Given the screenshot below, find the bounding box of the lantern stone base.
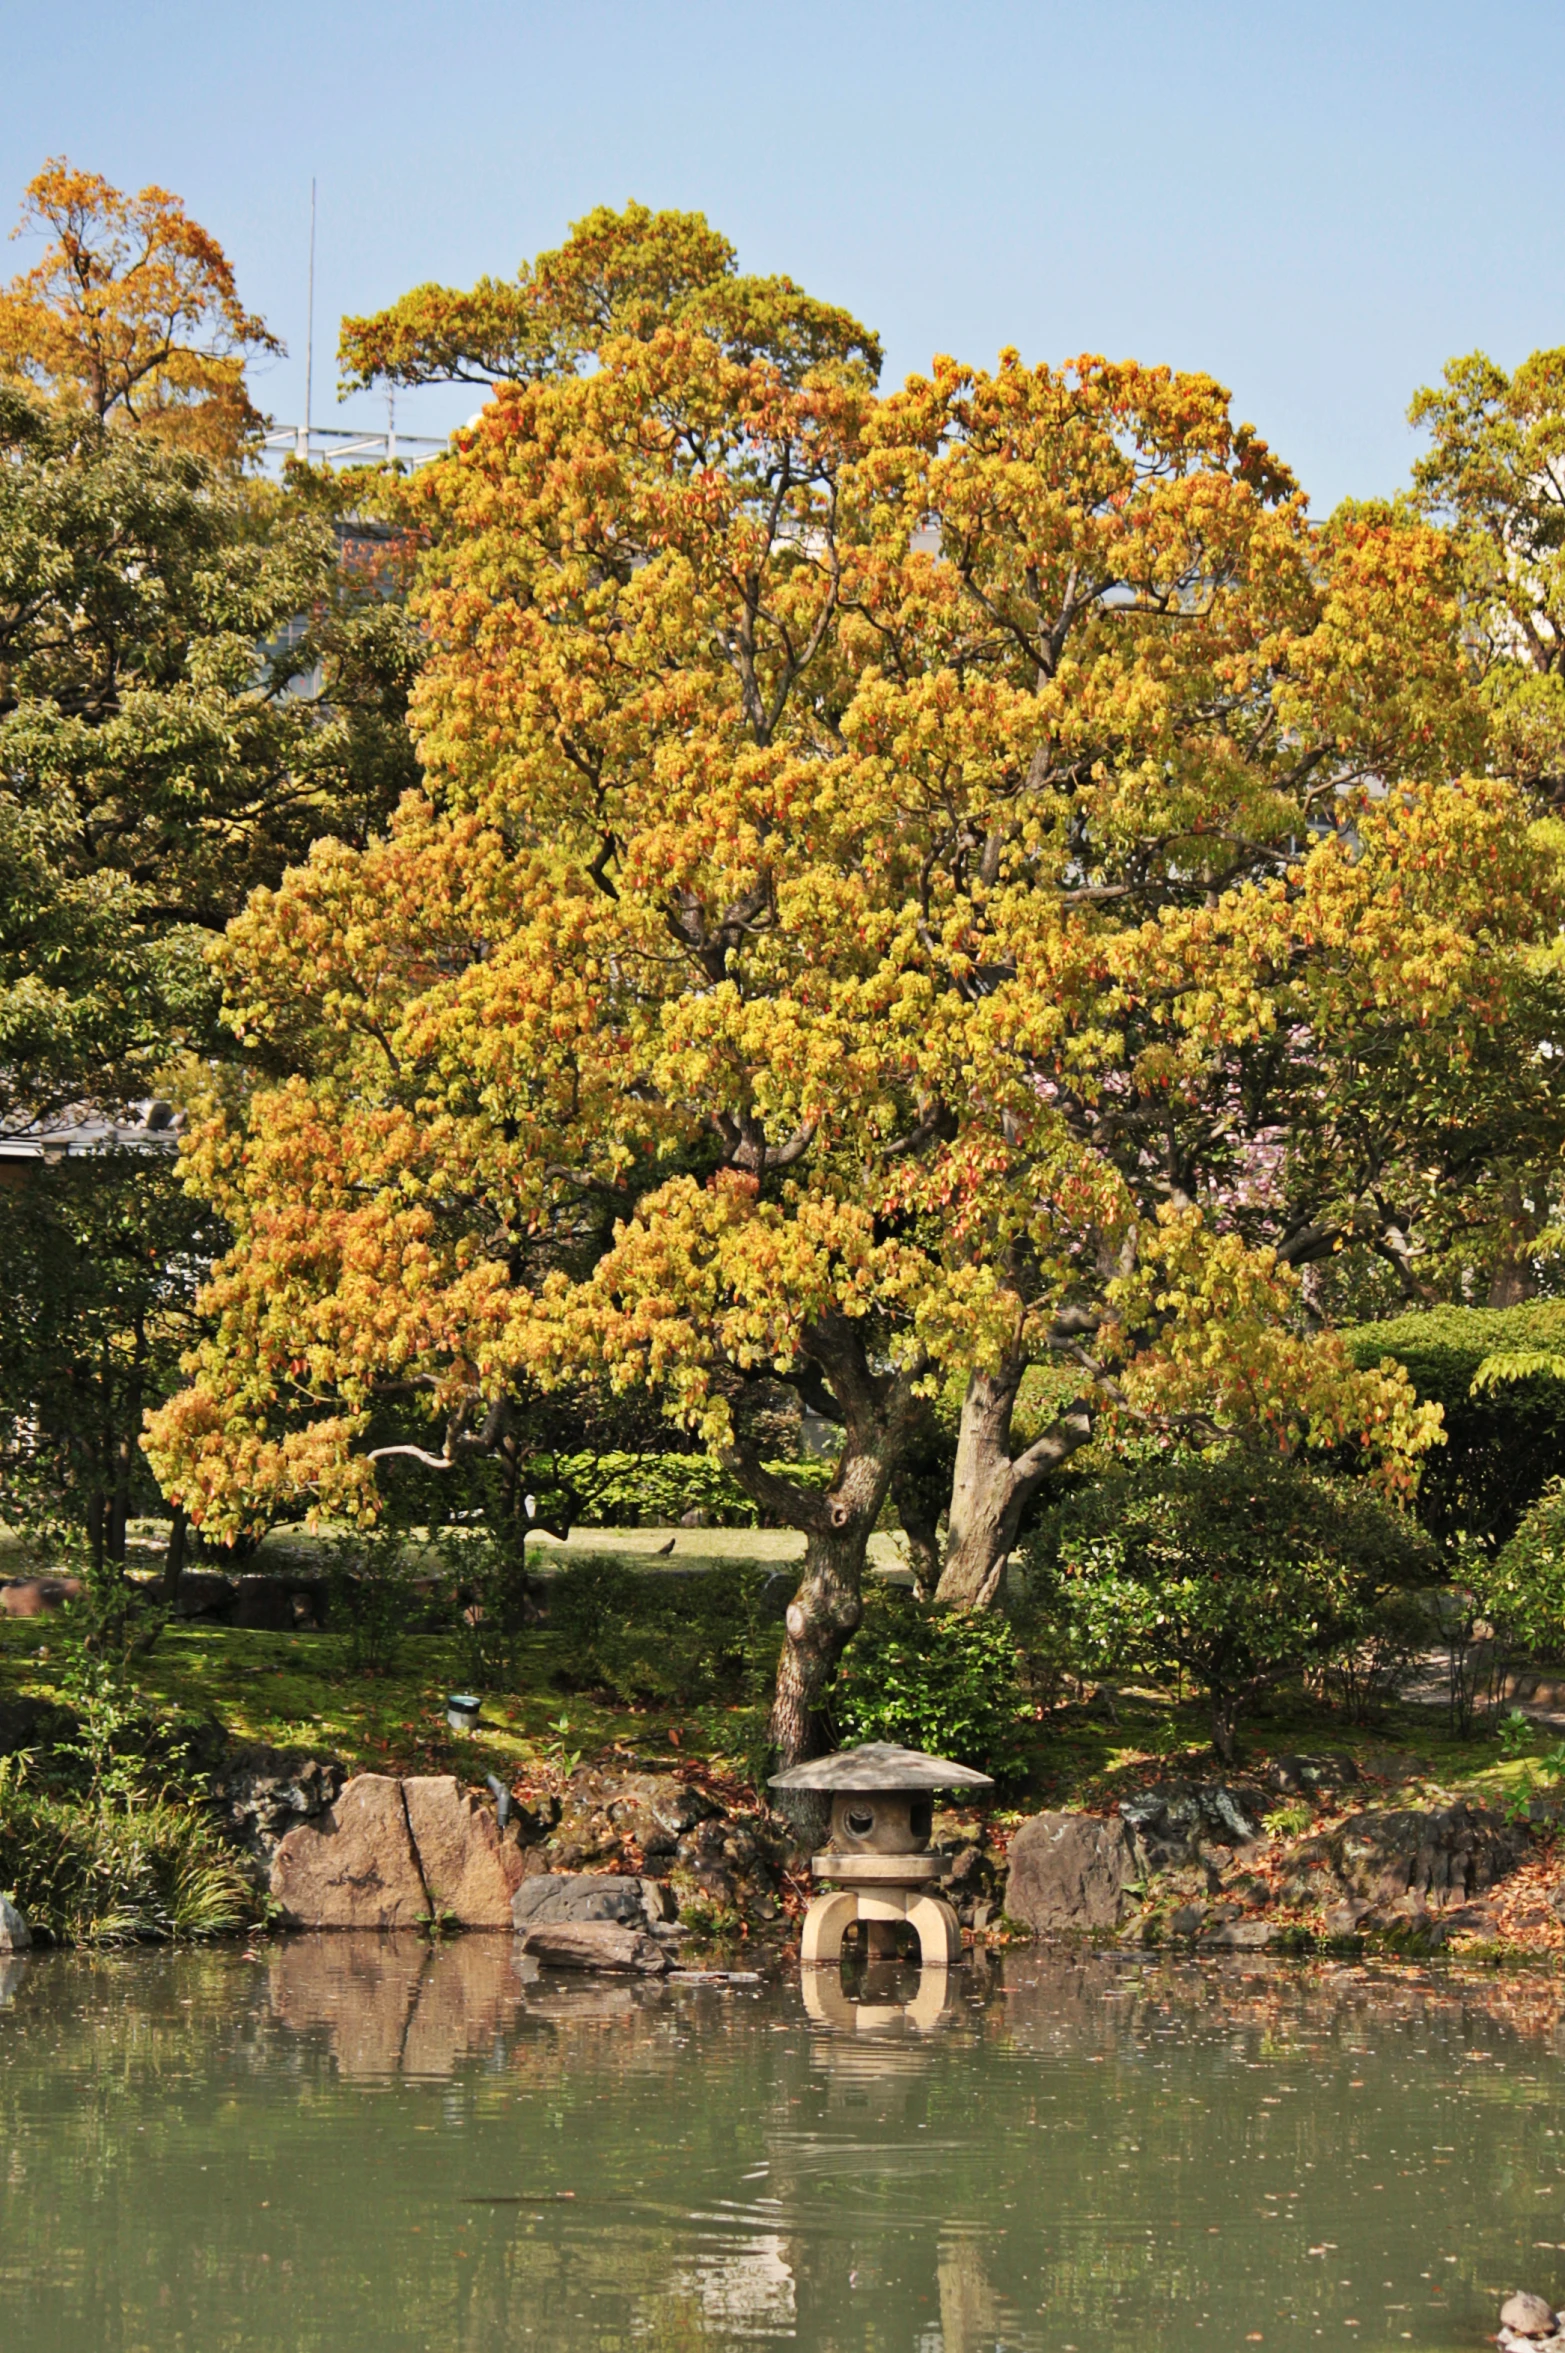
[800,1855,962,1972]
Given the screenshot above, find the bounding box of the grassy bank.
[0,1607,1557,1815]
[6,1557,1565,1957]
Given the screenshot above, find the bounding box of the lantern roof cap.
[769,1741,993,1792]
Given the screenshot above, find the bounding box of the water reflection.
[801,1956,959,2034]
[4,1939,1565,2349]
[269,1933,528,2079]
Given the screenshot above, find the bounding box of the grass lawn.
[0,1603,1553,1823]
[0,1615,779,1789]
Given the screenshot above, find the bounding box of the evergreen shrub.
[831,1589,1030,1778]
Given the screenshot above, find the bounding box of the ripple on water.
[0,1940,1555,2349]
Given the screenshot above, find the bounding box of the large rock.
[0,1694,75,1757]
[404,1776,530,1928]
[270,1774,428,1929]
[0,1894,30,1952]
[0,1576,81,1618]
[516,1920,669,1974]
[1332,1803,1522,1909]
[545,1765,716,1870]
[168,1571,237,1620]
[230,1576,298,1632]
[1117,1781,1267,1868]
[211,1747,344,1862]
[511,1872,670,1932]
[1006,1813,1138,1934]
[1264,1753,1358,1796]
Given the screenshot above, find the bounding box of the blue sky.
[5,0,1562,509]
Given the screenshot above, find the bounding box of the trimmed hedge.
[1346,1305,1565,1545]
[529,1450,834,1530]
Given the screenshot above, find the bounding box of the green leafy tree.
[0,1146,218,1573]
[0,392,421,1126]
[1488,1480,1565,1657]
[832,1588,1029,1776]
[1029,1449,1436,1760]
[1412,345,1565,808]
[0,167,423,1576]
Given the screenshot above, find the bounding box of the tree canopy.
[0,160,278,461]
[338,199,880,396]
[1412,345,1565,805]
[138,202,1565,1761]
[0,164,420,1578]
[0,389,422,1130]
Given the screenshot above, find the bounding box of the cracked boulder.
[404,1776,533,1928]
[270,1774,428,1930]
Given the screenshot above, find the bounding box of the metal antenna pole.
[299,178,316,465]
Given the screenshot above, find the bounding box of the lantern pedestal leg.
[857,1887,910,1962]
[799,1889,860,1968]
[904,1893,962,1969]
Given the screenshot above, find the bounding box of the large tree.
[0,164,422,1571]
[0,392,421,1133]
[144,209,1541,1762]
[0,160,278,461]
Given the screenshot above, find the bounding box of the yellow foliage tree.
[146,209,1565,1761]
[0,159,278,458]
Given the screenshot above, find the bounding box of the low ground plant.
[0,1648,257,1943]
[527,1452,834,1531]
[1029,1449,1436,1762]
[0,1759,255,1944]
[544,1557,781,1710]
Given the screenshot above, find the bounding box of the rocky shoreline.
[1004,1757,1545,1955]
[196,1741,1565,1966]
[7,1716,1565,1961]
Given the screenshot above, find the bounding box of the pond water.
[1,1939,1562,2352]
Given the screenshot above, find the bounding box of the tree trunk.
[891,1463,941,1601]
[108,1473,130,1564]
[934,1367,1094,1609]
[162,1503,187,1604]
[769,1519,874,1768]
[723,1319,923,1769]
[1209,1690,1237,1766]
[109,1316,148,1564]
[1489,1180,1541,1306]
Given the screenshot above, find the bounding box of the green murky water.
[1,1939,1563,2351]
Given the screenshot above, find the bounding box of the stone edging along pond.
[5,1724,1564,1961]
[206,1744,1565,1964]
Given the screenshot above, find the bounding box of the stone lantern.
[770,1741,993,1973]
